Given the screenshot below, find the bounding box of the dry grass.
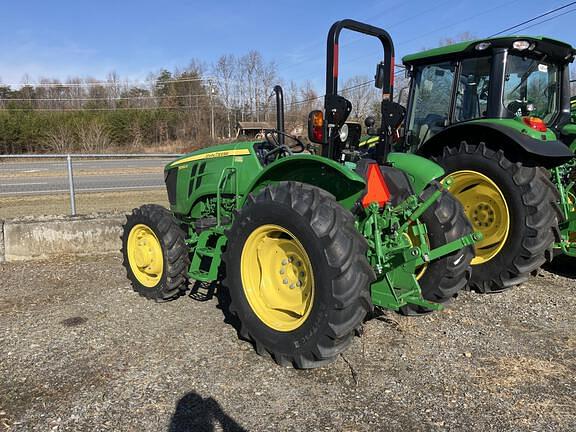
[0,189,168,219]
[0,167,162,179]
[134,140,200,154]
[374,310,421,335]
[472,355,571,388]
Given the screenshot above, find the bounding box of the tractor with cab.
[353,31,576,292]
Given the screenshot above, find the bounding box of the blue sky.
[0,0,574,90]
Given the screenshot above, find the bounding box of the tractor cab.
[401,36,576,151]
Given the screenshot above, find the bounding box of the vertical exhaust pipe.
[273,85,285,146]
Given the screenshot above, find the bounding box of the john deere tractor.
[355,33,575,291]
[122,20,478,368]
[393,36,576,292]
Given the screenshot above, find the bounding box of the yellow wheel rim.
[404,229,428,280]
[240,224,314,332]
[449,170,510,265]
[127,224,164,287]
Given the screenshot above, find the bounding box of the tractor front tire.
[122,204,190,301]
[223,181,374,369]
[430,142,559,292]
[401,186,474,315]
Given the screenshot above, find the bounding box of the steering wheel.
[507,100,526,116]
[262,130,306,163]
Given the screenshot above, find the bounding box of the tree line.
[0,51,325,154]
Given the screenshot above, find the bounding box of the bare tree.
[75,119,111,153]
[213,54,236,138]
[44,123,74,153]
[438,32,477,47]
[341,76,379,120]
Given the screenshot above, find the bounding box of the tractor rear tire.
[122,204,190,301]
[222,181,374,369]
[401,186,474,315]
[429,142,559,292]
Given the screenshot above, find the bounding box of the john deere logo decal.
[170,149,251,167]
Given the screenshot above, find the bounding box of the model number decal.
[170,149,251,167]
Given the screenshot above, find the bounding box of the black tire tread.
[222,181,374,368]
[431,141,559,293]
[122,204,190,301]
[401,187,474,315]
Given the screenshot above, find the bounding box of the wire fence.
[0,153,180,218]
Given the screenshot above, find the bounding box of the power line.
[509,7,576,33]
[287,0,521,84]
[0,76,216,89]
[488,1,576,37]
[0,93,211,102]
[276,0,454,75]
[1,105,206,112]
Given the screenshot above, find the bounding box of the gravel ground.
[1,254,574,432]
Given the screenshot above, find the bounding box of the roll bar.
[322,19,397,162]
[273,85,285,146]
[325,19,395,99]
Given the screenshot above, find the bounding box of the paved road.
[0,158,174,195]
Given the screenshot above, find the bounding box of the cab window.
[407,62,455,147]
[503,55,559,123]
[454,57,491,122]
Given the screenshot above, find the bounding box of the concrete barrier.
[0,220,4,262]
[1,214,125,262]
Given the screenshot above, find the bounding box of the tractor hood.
[165,142,256,170]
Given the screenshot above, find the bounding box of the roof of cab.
[402,35,575,65]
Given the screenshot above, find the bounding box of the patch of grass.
[0,167,162,179]
[472,355,570,388]
[0,189,168,219]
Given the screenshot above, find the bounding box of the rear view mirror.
[307,110,326,144]
[375,62,386,89]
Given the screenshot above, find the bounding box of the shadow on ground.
[168,392,247,432]
[189,280,243,336]
[543,254,576,279]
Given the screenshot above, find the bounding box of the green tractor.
[359,33,575,292]
[122,20,479,368]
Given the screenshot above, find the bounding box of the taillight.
[522,116,547,132]
[361,163,391,208]
[308,110,325,144]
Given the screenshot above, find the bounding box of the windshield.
[503,54,559,123]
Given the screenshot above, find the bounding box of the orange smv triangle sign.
[361,163,391,208]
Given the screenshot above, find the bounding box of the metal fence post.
[66,154,77,216]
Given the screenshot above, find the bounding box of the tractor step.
[195,246,216,258]
[188,229,228,282]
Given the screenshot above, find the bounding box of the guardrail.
[0,153,181,216]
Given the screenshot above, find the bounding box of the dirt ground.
[0,190,168,219]
[0,254,575,432]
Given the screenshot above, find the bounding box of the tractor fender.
[242,155,365,210]
[386,152,445,195]
[417,123,574,169]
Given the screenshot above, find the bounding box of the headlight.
[339,123,349,143]
[512,40,530,51]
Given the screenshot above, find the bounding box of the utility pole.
[209,80,215,140]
